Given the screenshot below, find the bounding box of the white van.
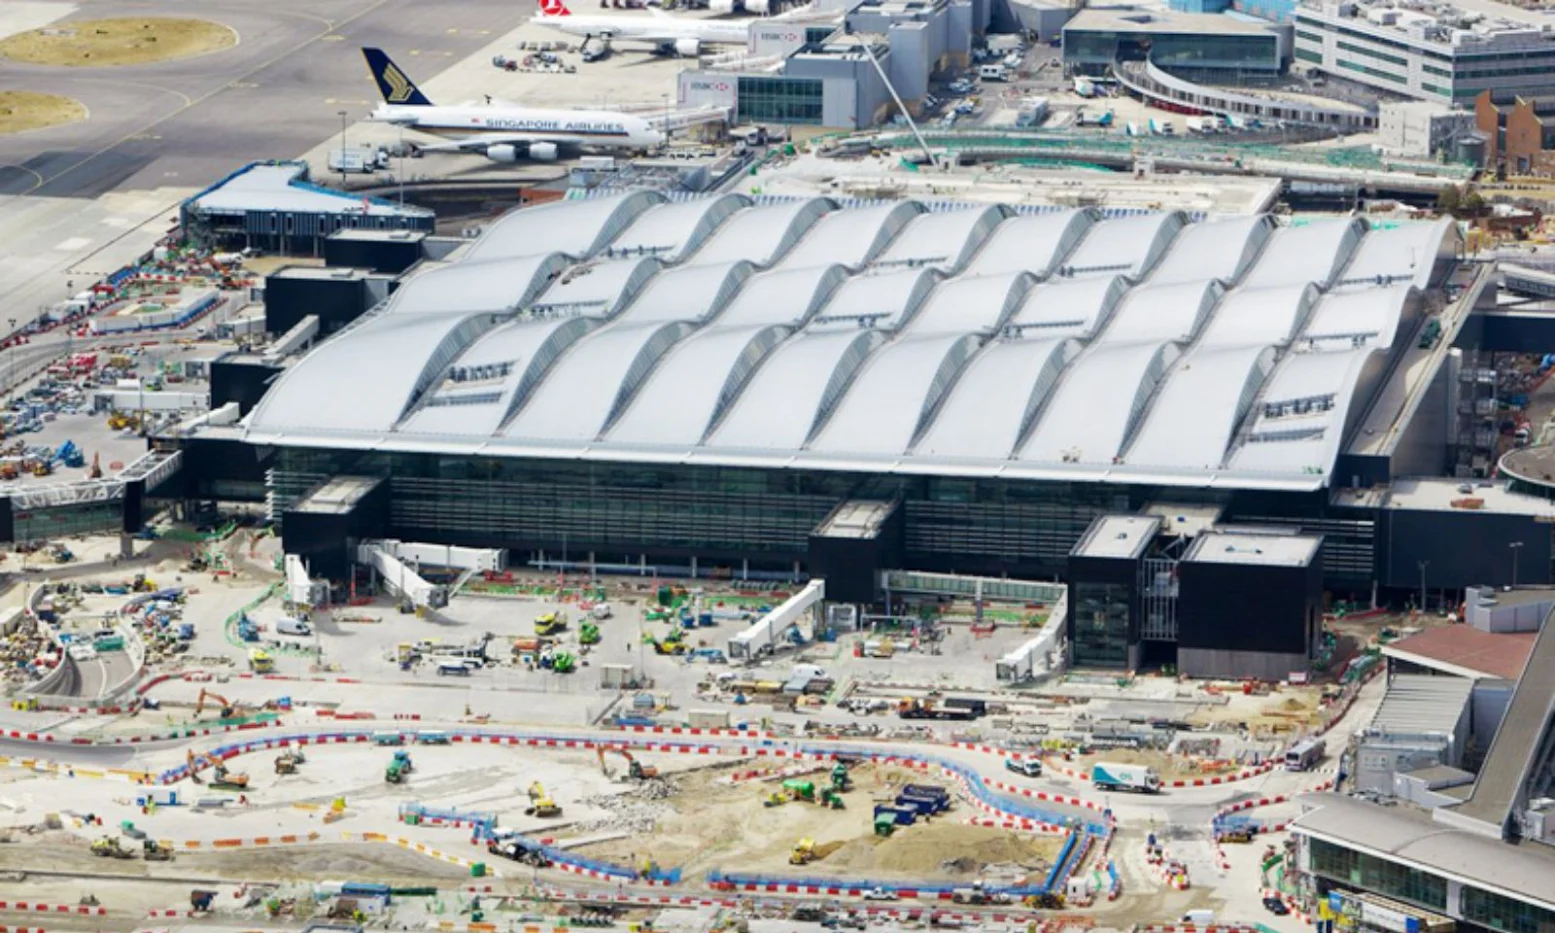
[979,64,1008,81]
[277,618,312,637]
[435,659,474,676]
[1180,910,1215,926]
[590,603,613,620]
[792,664,828,681]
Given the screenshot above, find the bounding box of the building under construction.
[158,189,1555,666]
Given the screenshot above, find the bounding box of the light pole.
[661,93,670,151]
[1509,541,1524,588]
[337,110,348,187]
[1418,560,1428,613]
[5,317,14,398]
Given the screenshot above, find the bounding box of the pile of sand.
[0,18,235,67]
[0,91,85,135]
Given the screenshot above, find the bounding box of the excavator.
[790,838,816,865]
[187,749,249,790]
[195,689,240,719]
[91,837,134,859]
[143,839,175,861]
[597,745,658,781]
[525,781,562,818]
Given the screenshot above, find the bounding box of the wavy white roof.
[963,209,1092,278]
[242,197,1461,492]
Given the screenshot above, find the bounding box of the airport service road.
[0,0,544,200]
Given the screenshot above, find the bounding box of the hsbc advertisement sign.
[749,25,806,55]
[679,73,737,108]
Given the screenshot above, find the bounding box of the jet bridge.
[996,591,1069,683]
[284,554,329,609]
[728,579,825,661]
[357,540,449,611]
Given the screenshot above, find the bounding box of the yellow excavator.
[525,781,561,817]
[790,838,816,865]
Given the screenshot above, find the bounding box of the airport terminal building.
[152,187,1555,675]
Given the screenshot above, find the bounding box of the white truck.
[1090,761,1161,793]
[327,146,391,175]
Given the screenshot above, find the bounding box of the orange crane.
[195,689,239,719]
[596,745,659,780]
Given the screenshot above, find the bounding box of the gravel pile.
[576,784,676,833]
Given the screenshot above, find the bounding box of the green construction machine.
[579,621,601,645]
[552,651,577,674]
[386,749,413,784]
[831,762,852,792]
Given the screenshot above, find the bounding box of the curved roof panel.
[1020,341,1180,464]
[1339,217,1459,290]
[687,198,833,267]
[1240,218,1361,289]
[876,206,1006,273]
[1062,212,1183,279]
[616,261,753,324]
[530,257,661,320]
[808,268,939,332]
[249,311,496,436]
[913,337,1077,460]
[909,272,1033,335]
[706,330,884,450]
[465,190,661,261]
[1301,284,1412,351]
[1198,284,1317,349]
[1004,276,1128,340]
[398,316,600,437]
[962,209,1093,278]
[387,254,567,316]
[719,265,847,328]
[1098,278,1222,346]
[502,320,694,443]
[1228,347,1379,474]
[808,334,982,456]
[1148,215,1273,286]
[1126,345,1277,470]
[606,324,789,446]
[776,201,921,270]
[604,193,747,262]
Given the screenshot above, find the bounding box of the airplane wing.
[411,133,562,153]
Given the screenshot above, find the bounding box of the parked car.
[1263,896,1290,916]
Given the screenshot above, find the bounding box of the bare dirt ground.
[0,91,86,135]
[570,763,1064,881]
[0,18,236,67]
[1185,691,1322,737]
[0,840,470,885]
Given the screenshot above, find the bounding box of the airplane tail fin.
[538,0,573,15]
[362,48,432,106]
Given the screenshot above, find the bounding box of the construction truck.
[782,779,815,802]
[551,650,577,674]
[789,838,816,865]
[650,629,689,655]
[275,750,305,775]
[597,746,658,781]
[143,839,175,861]
[385,749,414,784]
[535,612,568,636]
[91,837,134,859]
[248,649,275,673]
[831,762,852,791]
[579,621,601,645]
[525,781,562,818]
[896,697,978,721]
[819,788,845,809]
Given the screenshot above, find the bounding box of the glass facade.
[737,77,824,125]
[1072,581,1131,668]
[1308,839,1449,912]
[12,501,122,542]
[1064,29,1280,71]
[1460,884,1555,933]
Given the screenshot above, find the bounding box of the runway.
[0,0,538,199]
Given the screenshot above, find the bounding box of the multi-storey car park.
[101,186,1555,672]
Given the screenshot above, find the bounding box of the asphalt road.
[0,0,539,199]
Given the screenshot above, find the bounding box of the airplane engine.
[485,144,522,163]
[527,142,560,161]
[674,37,701,57]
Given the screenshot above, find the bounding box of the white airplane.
[532,0,753,57]
[362,47,663,161]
